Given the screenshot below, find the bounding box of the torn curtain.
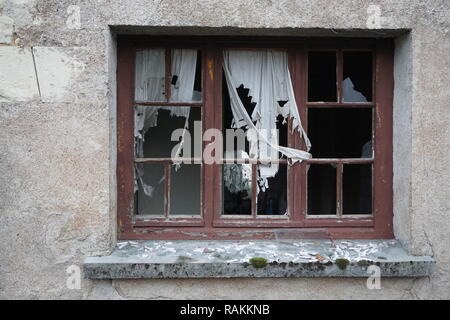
[223,50,311,189]
[134,49,198,196]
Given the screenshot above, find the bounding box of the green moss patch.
[249,257,268,268]
[335,258,350,270]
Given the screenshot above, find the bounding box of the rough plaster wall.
[393,34,413,248]
[0,0,449,299]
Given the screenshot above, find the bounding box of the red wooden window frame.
[117,36,394,240]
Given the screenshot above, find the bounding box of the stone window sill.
[83,240,434,279]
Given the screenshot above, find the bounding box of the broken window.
[117,38,393,239]
[307,50,375,217]
[343,51,373,102]
[308,108,372,158]
[133,48,202,218]
[308,51,337,102]
[221,49,309,217]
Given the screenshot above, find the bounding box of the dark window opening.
[308,51,337,102]
[307,164,337,215]
[343,164,372,214]
[308,108,372,158]
[192,50,202,100]
[343,51,372,102]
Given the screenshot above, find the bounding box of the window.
[117,37,393,240]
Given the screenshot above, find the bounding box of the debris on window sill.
[83,240,435,279]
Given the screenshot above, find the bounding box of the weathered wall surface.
[0,0,449,299]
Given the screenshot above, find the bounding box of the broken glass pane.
[308,108,372,158]
[170,49,202,102]
[257,164,287,215]
[222,74,288,158]
[136,163,165,215]
[135,106,201,159]
[170,164,201,215]
[135,49,165,101]
[222,163,252,215]
[343,51,373,102]
[308,51,337,102]
[308,164,336,215]
[343,164,372,214]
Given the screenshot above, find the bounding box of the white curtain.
[134,49,198,196]
[135,49,165,102]
[223,50,311,189]
[171,49,198,102]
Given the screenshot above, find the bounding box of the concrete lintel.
[110,26,410,38]
[84,240,434,279]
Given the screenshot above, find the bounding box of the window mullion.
[164,48,171,102]
[251,163,257,218]
[336,162,343,217]
[336,49,343,103]
[163,162,171,218]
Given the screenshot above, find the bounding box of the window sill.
[83,240,434,279]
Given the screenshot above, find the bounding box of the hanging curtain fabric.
[134,49,198,196]
[223,50,311,189]
[171,49,198,102]
[135,49,165,102]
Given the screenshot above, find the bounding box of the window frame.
[117,36,394,240]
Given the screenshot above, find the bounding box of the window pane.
[222,163,252,215]
[135,163,165,215]
[135,106,201,158]
[170,49,202,102]
[308,164,336,215]
[257,164,287,215]
[343,164,372,214]
[343,52,373,102]
[308,51,337,102]
[308,108,372,158]
[135,49,165,101]
[170,164,201,215]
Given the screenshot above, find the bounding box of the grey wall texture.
[0,0,449,299]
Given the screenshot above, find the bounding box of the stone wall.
[0,0,449,299]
